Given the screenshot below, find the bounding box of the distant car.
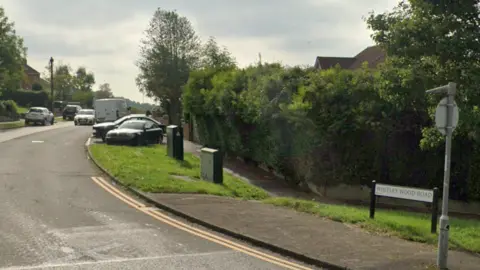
[92,114,165,142]
[25,107,54,126]
[105,119,164,146]
[74,109,95,126]
[63,105,82,120]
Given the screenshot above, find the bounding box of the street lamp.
[49,57,54,112]
[426,82,459,270]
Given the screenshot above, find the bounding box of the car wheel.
[43,119,48,126]
[74,121,78,126]
[25,121,29,126]
[101,134,106,142]
[51,118,54,125]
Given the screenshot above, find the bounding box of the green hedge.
[1,89,49,108]
[182,62,480,202]
[0,100,19,118]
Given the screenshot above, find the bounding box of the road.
[0,125,314,270]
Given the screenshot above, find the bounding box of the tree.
[75,67,95,92]
[50,64,75,101]
[200,37,236,70]
[0,6,27,93]
[94,83,114,99]
[136,8,201,125]
[31,82,42,91]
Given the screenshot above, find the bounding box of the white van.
[93,98,128,123]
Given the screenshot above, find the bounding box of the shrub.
[1,89,49,107]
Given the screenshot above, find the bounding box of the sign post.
[426,82,458,270]
[369,181,439,233]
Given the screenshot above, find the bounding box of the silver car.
[25,107,55,126]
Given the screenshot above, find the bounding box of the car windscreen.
[64,106,77,112]
[114,116,131,125]
[78,110,94,115]
[118,121,145,130]
[28,108,43,113]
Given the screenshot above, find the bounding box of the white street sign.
[435,97,459,136]
[375,184,434,203]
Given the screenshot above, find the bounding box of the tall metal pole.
[49,57,54,112]
[437,82,456,269]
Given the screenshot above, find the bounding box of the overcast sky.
[2,0,399,103]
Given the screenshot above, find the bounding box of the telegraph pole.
[49,57,54,112]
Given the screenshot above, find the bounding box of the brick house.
[22,64,41,90]
[314,45,386,70]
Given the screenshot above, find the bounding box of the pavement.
[0,125,316,270]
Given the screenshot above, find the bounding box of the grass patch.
[0,120,24,130]
[264,197,480,253]
[17,106,28,114]
[89,144,270,200]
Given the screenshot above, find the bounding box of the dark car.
[92,114,165,142]
[63,105,82,120]
[105,120,163,146]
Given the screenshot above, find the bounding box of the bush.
[183,62,480,202]
[1,89,49,107]
[0,100,19,118]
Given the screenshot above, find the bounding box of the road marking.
[91,176,312,270]
[85,137,91,146]
[31,141,44,143]
[1,250,237,270]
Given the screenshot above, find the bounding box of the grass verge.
[89,144,270,200]
[264,197,480,253]
[0,120,24,130]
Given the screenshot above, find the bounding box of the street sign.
[370,181,439,234]
[435,97,459,135]
[375,183,434,203]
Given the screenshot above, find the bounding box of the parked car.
[63,105,82,120]
[92,114,165,142]
[25,107,55,126]
[74,109,95,126]
[105,119,164,146]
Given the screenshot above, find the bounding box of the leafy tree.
[0,6,27,93]
[136,8,201,125]
[31,82,42,91]
[94,83,114,99]
[50,64,75,101]
[75,67,95,92]
[200,37,236,70]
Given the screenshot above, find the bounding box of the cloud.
[1,0,400,102]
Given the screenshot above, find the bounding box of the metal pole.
[437,82,456,269]
[49,57,54,112]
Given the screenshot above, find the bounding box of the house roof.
[349,46,386,69]
[24,64,40,75]
[314,57,355,69]
[314,45,386,70]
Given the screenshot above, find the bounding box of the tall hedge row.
[1,89,50,108]
[183,61,480,202]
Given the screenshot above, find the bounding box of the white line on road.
[1,250,237,270]
[31,141,44,143]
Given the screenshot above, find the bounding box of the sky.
[1,0,400,103]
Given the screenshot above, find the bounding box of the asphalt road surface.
[0,125,315,270]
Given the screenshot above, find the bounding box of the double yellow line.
[91,176,313,270]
